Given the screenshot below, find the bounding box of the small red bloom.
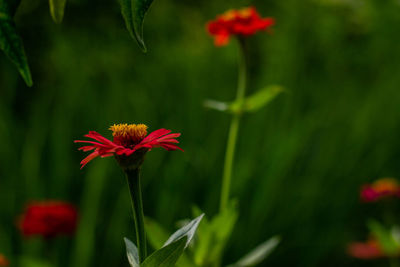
[207,6,275,46]
[19,201,78,239]
[347,239,383,259]
[361,178,400,202]
[75,123,183,169]
[0,254,9,267]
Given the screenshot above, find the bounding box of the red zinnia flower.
[347,239,384,259]
[361,178,400,202]
[19,201,78,239]
[0,254,9,267]
[207,6,275,46]
[75,123,183,169]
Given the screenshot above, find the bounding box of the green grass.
[1,0,400,266]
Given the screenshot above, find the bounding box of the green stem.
[219,38,248,212]
[125,168,147,262]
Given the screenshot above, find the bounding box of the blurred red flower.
[207,6,275,46]
[347,239,383,259]
[19,201,78,239]
[0,254,9,267]
[361,178,400,202]
[75,123,183,169]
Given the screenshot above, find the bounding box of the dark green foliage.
[0,0,32,86]
[119,0,154,52]
[49,0,67,23]
[141,237,186,267]
[1,0,400,267]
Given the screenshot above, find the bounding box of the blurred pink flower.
[347,239,383,259]
[361,178,400,202]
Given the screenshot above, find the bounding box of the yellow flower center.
[238,8,252,18]
[221,7,252,20]
[109,123,148,147]
[221,10,236,20]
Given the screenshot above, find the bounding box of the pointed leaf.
[124,237,140,267]
[142,237,187,267]
[204,99,230,112]
[163,214,204,249]
[191,212,212,266]
[193,202,238,265]
[368,220,399,256]
[204,86,283,114]
[145,216,199,267]
[391,226,400,245]
[0,0,32,86]
[49,0,67,23]
[228,236,280,267]
[118,0,154,52]
[240,85,283,112]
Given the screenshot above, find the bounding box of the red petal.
[156,133,181,141]
[84,131,116,146]
[75,140,109,148]
[100,153,114,158]
[142,129,172,143]
[80,150,100,169]
[215,33,230,46]
[78,145,97,152]
[160,143,184,151]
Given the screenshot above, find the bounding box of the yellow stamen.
[221,10,237,20]
[238,7,252,18]
[109,123,148,143]
[221,7,252,20]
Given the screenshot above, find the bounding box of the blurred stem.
[220,38,247,212]
[44,239,55,264]
[125,168,147,262]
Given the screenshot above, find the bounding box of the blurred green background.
[1,0,400,266]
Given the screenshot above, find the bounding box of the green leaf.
[204,86,283,114]
[124,237,140,267]
[0,0,33,86]
[368,220,399,256]
[142,237,187,267]
[164,214,204,248]
[194,202,238,265]
[239,85,284,113]
[228,236,280,267]
[204,99,230,112]
[145,215,203,267]
[145,217,196,267]
[391,226,400,245]
[48,0,67,23]
[118,0,154,52]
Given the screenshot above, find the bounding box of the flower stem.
[220,38,247,212]
[125,168,147,262]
